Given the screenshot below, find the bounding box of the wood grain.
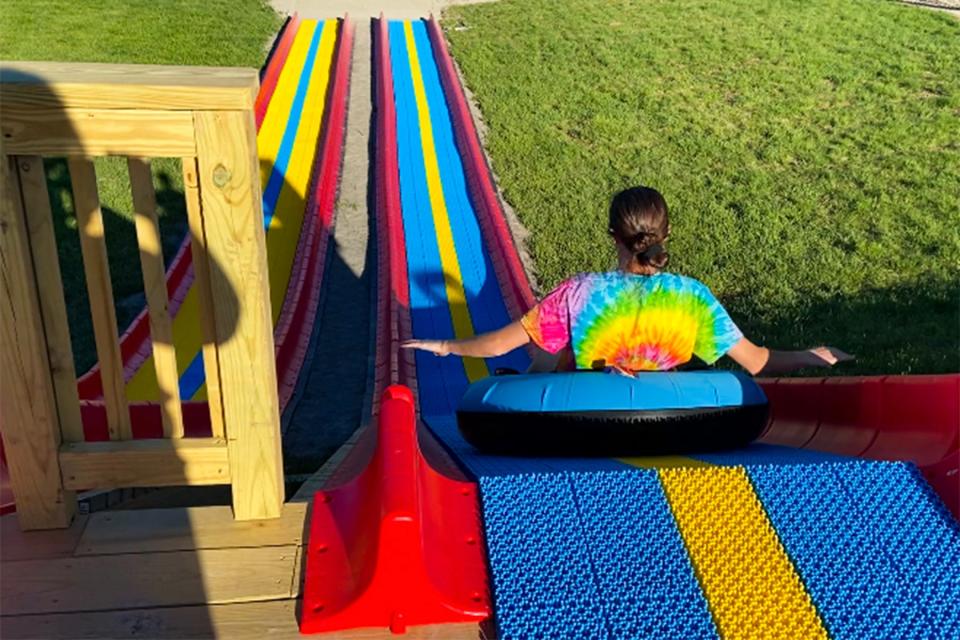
[1,61,259,111]
[75,502,307,555]
[194,110,283,520]
[0,544,299,615]
[182,155,225,438]
[1,106,196,157]
[59,438,230,490]
[16,155,84,443]
[67,157,131,440]
[0,155,76,530]
[0,513,88,561]
[0,600,484,640]
[128,157,184,438]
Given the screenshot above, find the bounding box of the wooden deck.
[0,503,484,639]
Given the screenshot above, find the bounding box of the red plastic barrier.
[760,374,960,518]
[300,386,490,634]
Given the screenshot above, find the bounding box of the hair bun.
[635,243,669,268]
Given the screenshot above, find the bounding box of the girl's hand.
[401,339,450,356]
[808,346,854,367]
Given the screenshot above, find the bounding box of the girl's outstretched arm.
[402,320,530,359]
[726,337,853,376]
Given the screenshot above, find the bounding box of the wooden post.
[182,156,226,439]
[16,155,84,444]
[193,110,284,520]
[0,155,76,530]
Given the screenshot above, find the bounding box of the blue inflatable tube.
[456,371,769,455]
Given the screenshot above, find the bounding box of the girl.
[403,186,852,376]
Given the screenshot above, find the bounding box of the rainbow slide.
[301,17,960,638]
[71,15,352,438]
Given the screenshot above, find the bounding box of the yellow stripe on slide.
[258,21,319,190]
[403,21,488,382]
[265,19,337,321]
[659,466,829,640]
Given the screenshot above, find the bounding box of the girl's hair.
[608,186,670,270]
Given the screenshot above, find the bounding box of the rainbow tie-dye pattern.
[521,272,742,371]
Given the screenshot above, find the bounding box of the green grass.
[443,0,960,375]
[2,0,282,373]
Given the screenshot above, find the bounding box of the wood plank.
[1,61,259,111]
[182,156,225,438]
[128,157,184,438]
[59,438,230,490]
[194,110,283,520]
[0,513,88,561]
[16,155,84,443]
[0,600,484,639]
[1,107,196,157]
[67,157,131,440]
[0,544,299,615]
[0,155,76,530]
[75,502,307,555]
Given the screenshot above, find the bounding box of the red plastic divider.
[299,19,491,633]
[760,374,960,518]
[426,16,535,320]
[300,385,490,634]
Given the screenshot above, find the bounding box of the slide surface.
[72,17,348,437]
[386,19,960,639]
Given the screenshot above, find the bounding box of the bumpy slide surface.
[378,18,960,639]
[72,16,351,438]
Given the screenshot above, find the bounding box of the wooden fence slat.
[0,155,76,530]
[1,107,196,157]
[67,157,130,440]
[1,62,260,111]
[182,156,225,438]
[59,438,230,489]
[128,157,184,438]
[17,155,84,443]
[194,110,283,520]
[0,545,299,616]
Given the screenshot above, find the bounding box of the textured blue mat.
[749,461,960,640]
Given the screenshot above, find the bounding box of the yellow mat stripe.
[659,466,829,640]
[403,21,487,382]
[125,20,334,401]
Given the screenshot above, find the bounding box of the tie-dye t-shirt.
[520,272,742,371]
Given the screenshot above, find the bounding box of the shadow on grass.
[43,158,189,374]
[728,278,959,376]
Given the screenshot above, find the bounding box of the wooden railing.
[0,61,284,529]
